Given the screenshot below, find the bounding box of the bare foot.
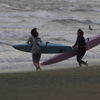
[36,67,42,71]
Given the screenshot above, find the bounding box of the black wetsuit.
[73,36,86,66]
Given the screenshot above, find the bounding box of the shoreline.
[0,63,100,74]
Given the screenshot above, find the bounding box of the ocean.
[0,0,100,72]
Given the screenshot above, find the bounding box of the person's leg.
[77,53,82,67]
[36,53,42,70]
[32,52,42,71]
[33,61,41,71]
[80,49,88,66]
[77,49,87,67]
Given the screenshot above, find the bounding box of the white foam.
[0,10,55,18]
[0,3,11,7]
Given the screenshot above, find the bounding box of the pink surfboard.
[41,34,100,65]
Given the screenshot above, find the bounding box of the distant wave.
[71,8,100,12]
[51,19,94,25]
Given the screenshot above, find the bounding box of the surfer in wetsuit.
[27,28,43,71]
[72,29,88,67]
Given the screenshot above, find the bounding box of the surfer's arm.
[39,38,43,43]
[27,40,29,44]
[73,37,79,48]
[26,39,30,44]
[26,37,31,44]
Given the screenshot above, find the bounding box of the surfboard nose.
[12,45,16,49]
[12,45,19,49]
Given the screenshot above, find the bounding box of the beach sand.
[0,65,100,100]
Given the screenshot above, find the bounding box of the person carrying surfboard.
[27,28,43,71]
[72,29,88,67]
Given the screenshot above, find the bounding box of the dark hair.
[77,29,84,36]
[30,28,38,38]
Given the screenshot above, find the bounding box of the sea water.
[0,0,100,72]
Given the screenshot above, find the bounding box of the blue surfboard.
[13,43,73,53]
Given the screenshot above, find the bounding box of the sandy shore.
[0,65,100,100]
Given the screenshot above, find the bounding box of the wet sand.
[0,65,100,100]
